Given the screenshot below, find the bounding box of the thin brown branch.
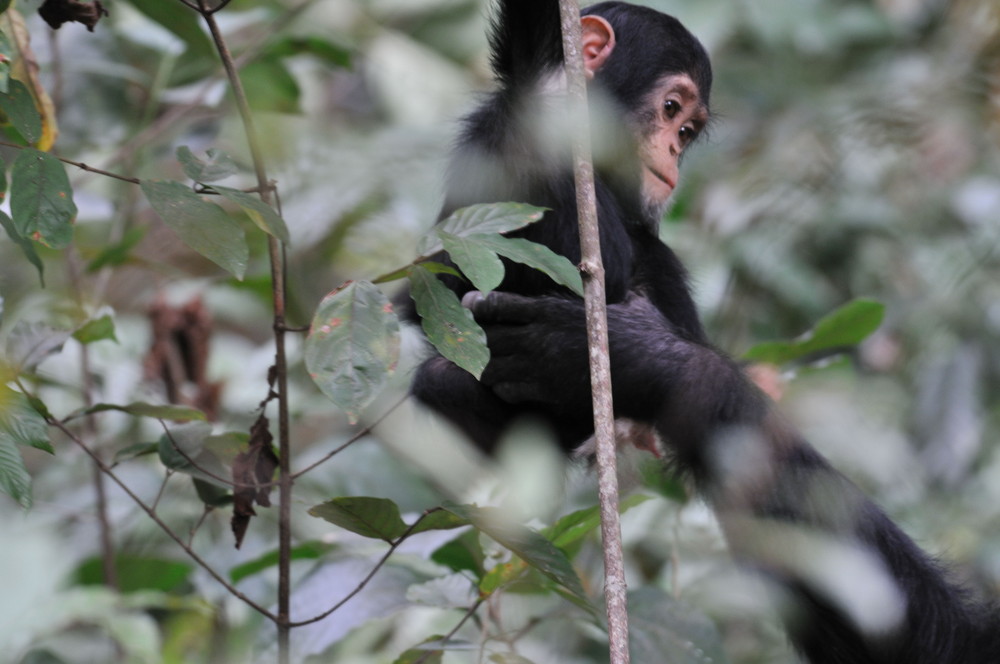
[0,140,141,184]
[291,396,407,480]
[194,2,294,658]
[49,417,277,622]
[557,2,630,663]
[290,509,444,627]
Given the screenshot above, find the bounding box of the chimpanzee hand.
[464,291,681,423]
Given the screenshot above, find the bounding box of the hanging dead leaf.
[231,414,278,548]
[38,0,108,32]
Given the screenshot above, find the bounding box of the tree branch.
[556,2,631,662]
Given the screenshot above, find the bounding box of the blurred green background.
[2,0,998,662]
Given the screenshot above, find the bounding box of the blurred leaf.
[140,179,248,279]
[544,493,650,553]
[113,442,157,463]
[394,639,444,664]
[409,265,489,378]
[419,203,546,255]
[304,281,400,424]
[82,402,206,421]
[265,35,351,66]
[10,148,77,249]
[229,541,332,583]
[86,226,146,272]
[472,234,584,296]
[74,555,193,593]
[439,231,505,293]
[176,146,238,183]
[128,0,213,57]
[213,185,290,244]
[240,57,300,113]
[5,321,70,371]
[0,209,44,286]
[0,79,39,143]
[0,30,11,94]
[410,508,469,535]
[490,654,537,664]
[0,434,29,507]
[72,315,117,345]
[443,503,590,608]
[743,298,885,365]
[309,496,409,542]
[192,477,231,507]
[0,8,57,150]
[629,587,730,664]
[431,529,485,578]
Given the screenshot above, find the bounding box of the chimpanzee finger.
[463,290,546,324]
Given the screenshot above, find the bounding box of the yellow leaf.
[0,5,57,150]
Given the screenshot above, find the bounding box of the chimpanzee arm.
[468,291,998,664]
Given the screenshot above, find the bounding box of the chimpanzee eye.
[679,125,698,146]
[663,99,681,119]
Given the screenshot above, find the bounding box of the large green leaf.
[443,503,590,608]
[140,179,248,279]
[0,209,43,286]
[544,493,650,552]
[438,231,505,293]
[212,185,290,244]
[472,234,584,296]
[228,541,332,583]
[409,265,489,378]
[80,402,206,422]
[418,203,546,255]
[240,57,300,113]
[309,496,409,542]
[72,315,117,345]
[74,555,193,593]
[10,148,77,249]
[0,79,41,144]
[304,281,400,424]
[0,388,51,508]
[743,298,885,365]
[0,433,30,506]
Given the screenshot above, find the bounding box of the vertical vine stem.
[556,2,631,663]
[194,1,294,660]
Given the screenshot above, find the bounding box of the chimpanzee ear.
[580,15,616,79]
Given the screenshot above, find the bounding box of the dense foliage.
[1,0,998,662]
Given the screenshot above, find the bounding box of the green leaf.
[544,493,650,552]
[394,639,444,664]
[472,234,584,296]
[266,35,351,66]
[72,315,117,345]
[0,31,10,96]
[438,231,505,293]
[176,146,237,183]
[156,423,229,487]
[431,529,485,578]
[113,442,157,463]
[74,555,193,593]
[443,503,590,608]
[229,541,332,583]
[212,185,290,244]
[0,388,52,453]
[0,79,41,144]
[82,402,206,421]
[0,209,44,286]
[128,0,214,58]
[419,203,546,255]
[304,281,401,424]
[140,179,248,279]
[192,477,232,507]
[308,496,408,542]
[410,509,469,535]
[409,265,489,378]
[0,1,10,15]
[490,654,538,664]
[0,434,30,507]
[10,148,77,249]
[240,57,300,113]
[743,298,885,365]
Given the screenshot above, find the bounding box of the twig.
[0,140,142,184]
[193,1,294,659]
[151,469,174,512]
[289,509,443,627]
[49,417,277,621]
[556,2,630,663]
